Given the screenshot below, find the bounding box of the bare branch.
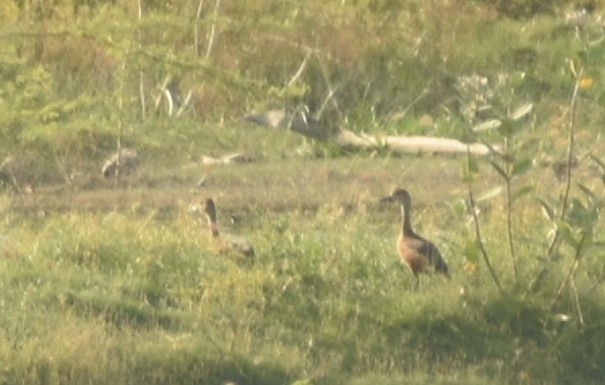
[205,0,221,59]
[194,0,204,56]
[466,148,503,293]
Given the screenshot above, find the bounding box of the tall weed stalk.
[529,66,584,294]
[459,73,533,291]
[463,147,502,292]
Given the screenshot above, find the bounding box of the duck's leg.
[414,274,421,290]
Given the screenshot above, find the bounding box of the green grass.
[1,0,605,384]
[1,146,604,384]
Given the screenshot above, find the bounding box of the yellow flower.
[579,77,593,89]
[463,261,478,272]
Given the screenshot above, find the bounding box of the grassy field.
[2,132,604,385]
[1,1,605,384]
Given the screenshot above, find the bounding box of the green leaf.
[568,198,599,229]
[496,119,515,137]
[472,119,501,132]
[589,154,605,171]
[511,158,532,176]
[449,199,467,217]
[538,198,556,221]
[291,379,313,385]
[576,182,597,204]
[556,220,579,249]
[477,186,503,202]
[489,160,509,180]
[511,185,533,203]
[509,102,533,121]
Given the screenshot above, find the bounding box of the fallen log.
[243,110,493,156]
[335,129,493,156]
[201,152,254,165]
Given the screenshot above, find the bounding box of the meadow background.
[1,0,605,384]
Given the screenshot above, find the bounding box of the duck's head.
[380,188,412,205]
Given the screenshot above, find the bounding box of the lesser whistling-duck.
[203,198,255,261]
[381,188,449,287]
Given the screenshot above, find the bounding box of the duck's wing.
[229,238,255,258]
[413,236,449,276]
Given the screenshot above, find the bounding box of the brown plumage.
[203,198,255,261]
[382,188,449,287]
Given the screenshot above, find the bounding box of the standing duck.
[381,188,449,287]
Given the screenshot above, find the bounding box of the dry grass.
[8,155,476,213]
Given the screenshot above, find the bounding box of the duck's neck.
[400,202,413,236]
[206,216,220,238]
